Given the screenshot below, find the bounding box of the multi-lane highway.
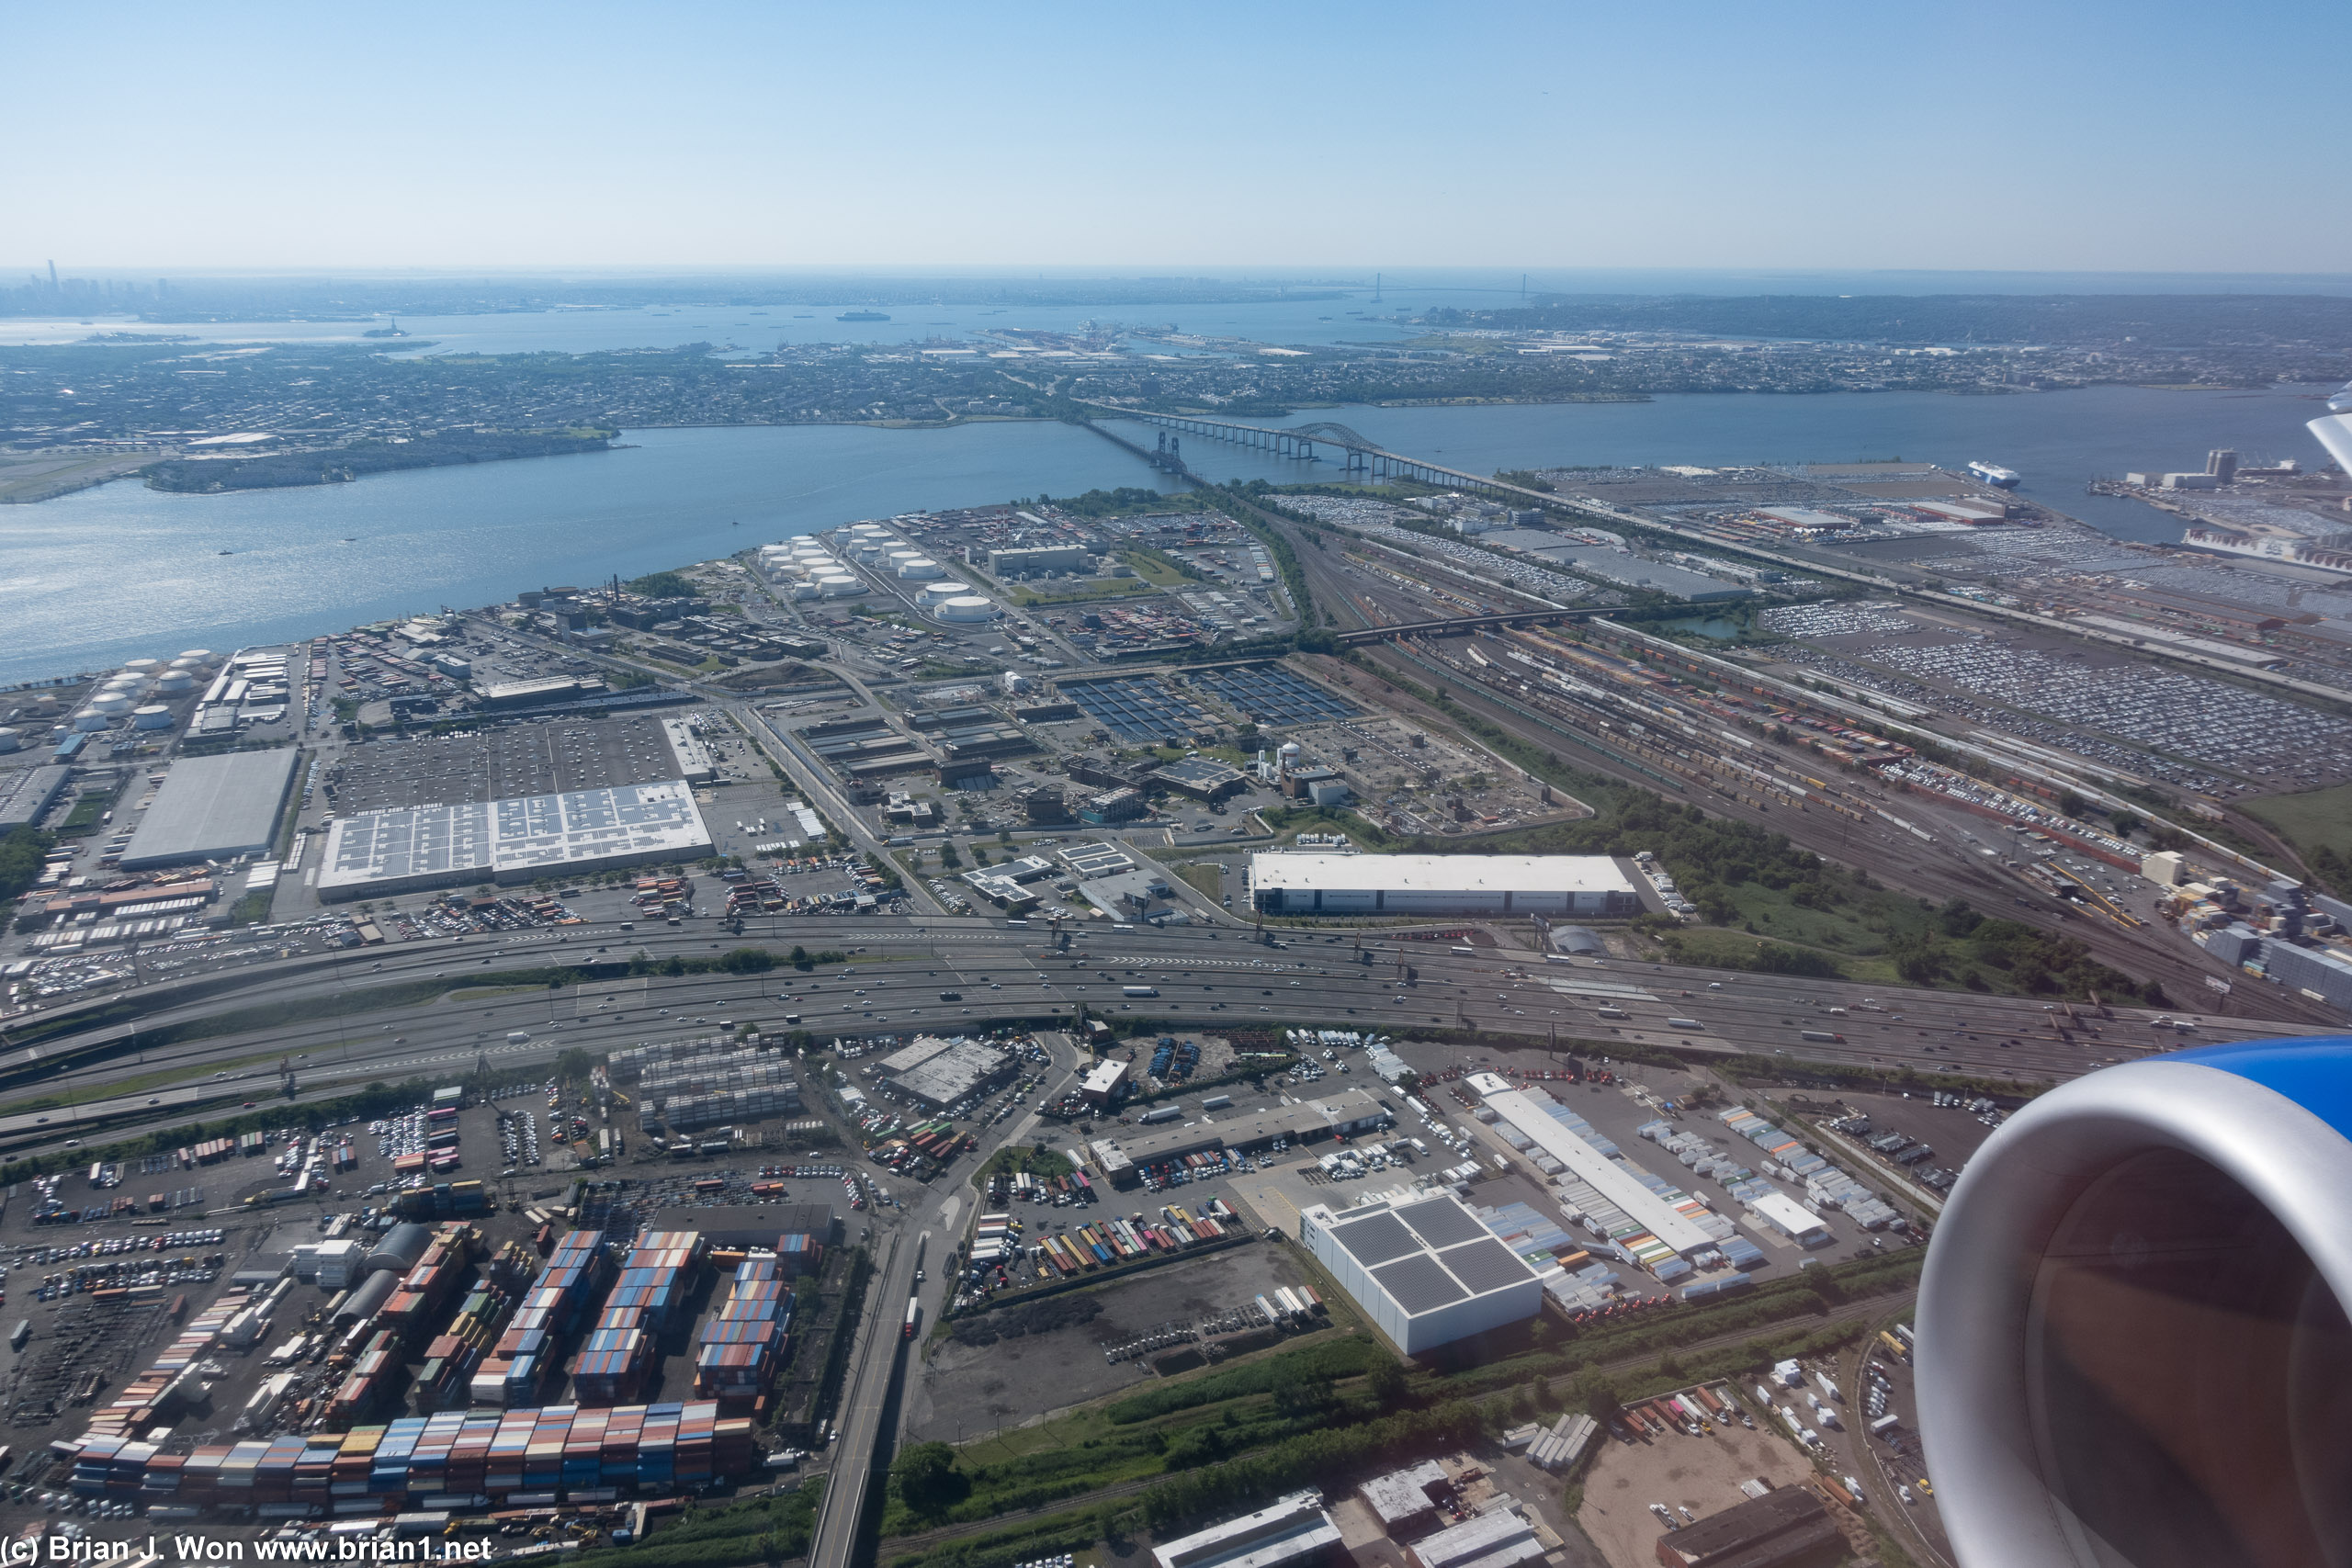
[0,913,2302,1160]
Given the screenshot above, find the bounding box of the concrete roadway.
[0,915,2308,1161]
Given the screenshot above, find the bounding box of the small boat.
[217,549,233,556]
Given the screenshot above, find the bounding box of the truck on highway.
[506,1031,530,1044]
[1667,1017,1702,1031]
[1596,1006,1628,1020]
[1122,986,1159,998]
[1800,1031,1846,1043]
[902,1296,921,1339]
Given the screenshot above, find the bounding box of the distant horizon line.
[11,263,2352,285]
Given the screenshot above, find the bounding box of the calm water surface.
[3,384,2335,685]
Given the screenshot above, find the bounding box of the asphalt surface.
[0,914,2300,1162]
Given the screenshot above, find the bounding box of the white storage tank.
[122,658,162,673]
[132,704,175,730]
[71,710,112,731]
[897,558,944,581]
[936,594,1001,624]
[786,582,820,602]
[177,649,213,663]
[87,693,134,716]
[916,581,963,607]
[103,674,144,694]
[0,727,19,753]
[819,576,867,599]
[888,548,922,568]
[155,671,198,695]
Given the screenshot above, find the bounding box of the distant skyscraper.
[2206,448,2238,483]
[46,260,57,290]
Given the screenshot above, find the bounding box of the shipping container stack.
[326,1329,404,1427]
[413,1274,528,1415]
[474,1230,608,1409]
[81,1289,250,1440]
[390,1179,493,1221]
[379,1224,481,1345]
[74,1400,758,1507]
[774,1226,826,1276]
[694,1257,793,1400]
[572,1231,706,1405]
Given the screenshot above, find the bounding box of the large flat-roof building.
[315,780,710,901]
[1473,1077,1718,1257]
[1249,853,1639,918]
[879,1037,1015,1111]
[1299,1192,1543,1354]
[1089,1088,1392,1186]
[1153,757,1249,801]
[120,750,300,869]
[1652,1487,1838,1568]
[1150,1492,1342,1568]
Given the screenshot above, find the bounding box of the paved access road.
[0,915,2302,1161]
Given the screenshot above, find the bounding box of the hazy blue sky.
[8,0,2343,273]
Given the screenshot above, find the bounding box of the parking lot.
[1577,1401,1819,1568]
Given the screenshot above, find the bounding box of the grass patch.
[1007,577,1167,608]
[2242,782,2352,860]
[1172,863,1224,901]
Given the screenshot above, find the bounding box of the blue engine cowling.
[1918,1037,2352,1568]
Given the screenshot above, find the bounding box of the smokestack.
[47,260,58,289]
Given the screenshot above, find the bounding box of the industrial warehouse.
[1247,852,1642,918]
[315,779,712,900]
[119,749,301,869]
[1298,1192,1544,1353]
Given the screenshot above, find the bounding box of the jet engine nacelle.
[1918,1038,2352,1568]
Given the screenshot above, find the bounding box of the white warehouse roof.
[317,780,710,900]
[1301,1191,1543,1353]
[1250,852,1634,897]
[1480,1086,1717,1255]
[120,750,300,869]
[1749,1190,1831,1245]
[1249,852,1640,919]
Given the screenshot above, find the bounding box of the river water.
[2,384,2335,687]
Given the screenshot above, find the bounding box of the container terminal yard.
[1,434,2350,1564]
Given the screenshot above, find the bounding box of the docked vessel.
[837,310,890,322]
[1967,460,2021,488]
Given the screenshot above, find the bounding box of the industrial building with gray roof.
[119,750,300,869]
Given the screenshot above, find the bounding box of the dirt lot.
[1576,1410,1817,1568]
[903,1239,1319,1442]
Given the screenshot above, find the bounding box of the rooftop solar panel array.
[1371,1252,1468,1314]
[1192,664,1362,725]
[1435,1237,1536,1296]
[1059,677,1209,742]
[1395,1197,1485,1249]
[1329,1211,1419,1267]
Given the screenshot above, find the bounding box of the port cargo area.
[0,1077,860,1546]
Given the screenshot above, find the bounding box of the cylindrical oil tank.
[819,576,866,599]
[123,658,161,672]
[897,558,944,581]
[916,581,963,606]
[86,693,134,716]
[132,705,175,730]
[154,671,197,695]
[177,649,213,662]
[71,711,111,731]
[0,728,19,753]
[786,582,820,601]
[936,595,1001,623]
